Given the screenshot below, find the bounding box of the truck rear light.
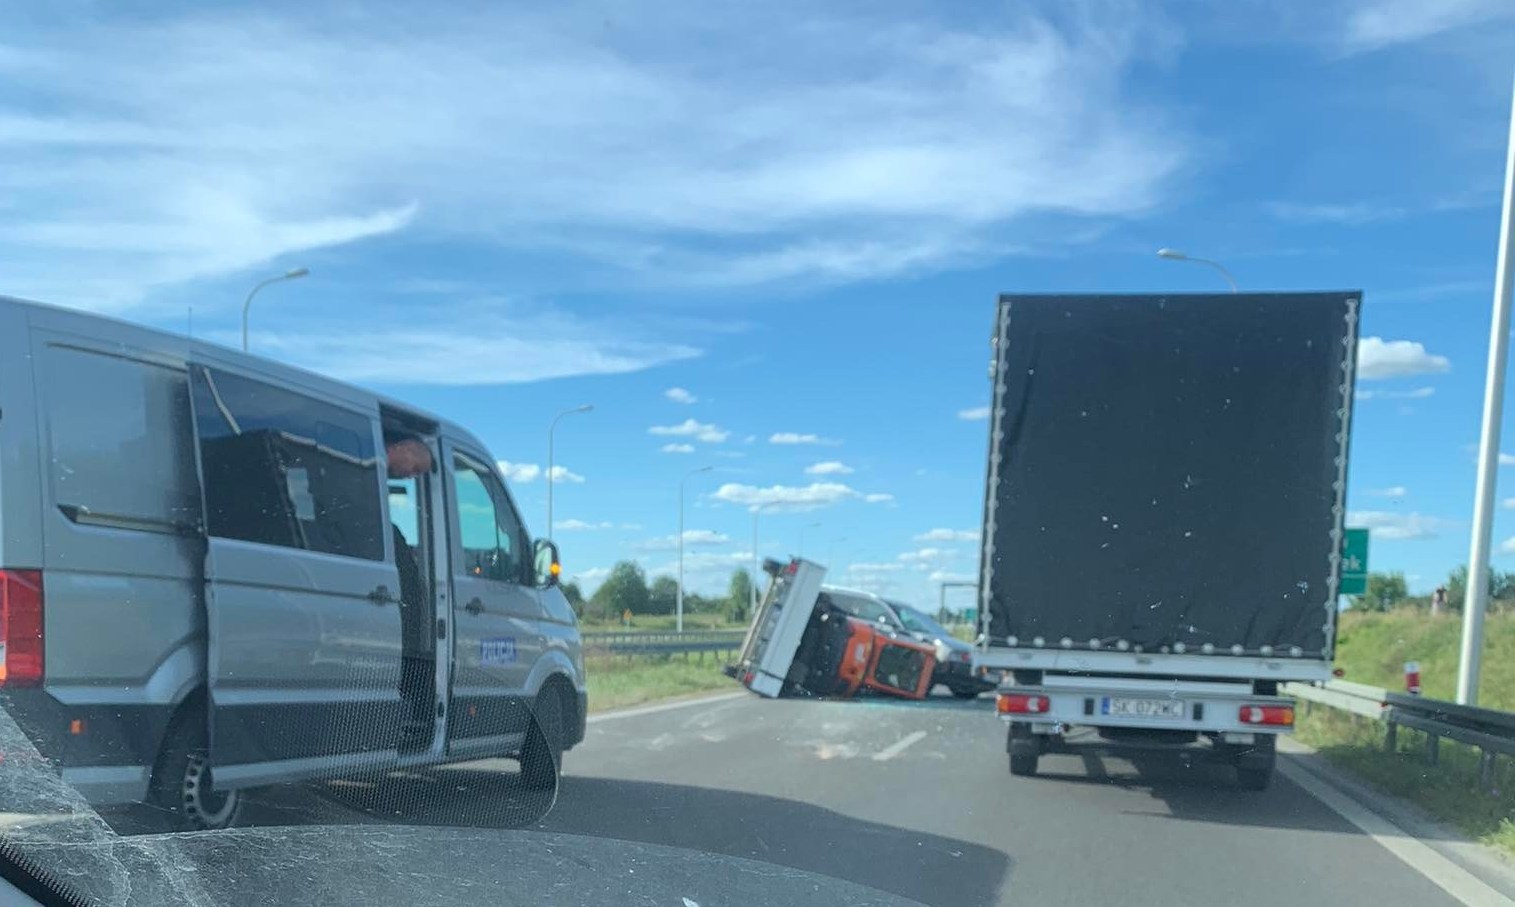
[1239,705,1293,726]
[997,693,1050,714]
[0,570,44,687]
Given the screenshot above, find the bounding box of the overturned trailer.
[728,558,937,701]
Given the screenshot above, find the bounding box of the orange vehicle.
[830,617,936,700]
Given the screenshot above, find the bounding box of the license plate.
[1101,697,1186,719]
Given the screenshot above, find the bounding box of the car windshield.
[4,5,1515,907]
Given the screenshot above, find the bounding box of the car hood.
[11,824,923,907]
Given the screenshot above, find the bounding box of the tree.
[728,568,754,623]
[1353,571,1407,612]
[1441,565,1515,612]
[647,575,678,615]
[561,581,586,618]
[591,560,649,619]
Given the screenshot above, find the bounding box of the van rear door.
[185,360,404,782]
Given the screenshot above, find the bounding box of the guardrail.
[1283,680,1515,790]
[582,630,747,658]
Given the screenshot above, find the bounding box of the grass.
[1297,609,1515,856]
[578,613,746,632]
[583,653,734,714]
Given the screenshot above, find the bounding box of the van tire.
[149,714,243,831]
[520,685,566,783]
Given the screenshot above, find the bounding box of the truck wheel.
[1009,751,1040,776]
[149,716,243,831]
[1236,764,1273,791]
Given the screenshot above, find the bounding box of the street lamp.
[798,521,821,558]
[1155,248,1238,293]
[677,465,714,633]
[547,404,594,542]
[241,267,310,351]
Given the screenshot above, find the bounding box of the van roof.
[0,294,485,450]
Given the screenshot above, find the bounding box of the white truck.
[972,291,1360,790]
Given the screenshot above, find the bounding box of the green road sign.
[1339,528,1369,595]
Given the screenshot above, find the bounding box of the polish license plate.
[1101,697,1186,719]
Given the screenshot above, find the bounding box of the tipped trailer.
[972,292,1360,790]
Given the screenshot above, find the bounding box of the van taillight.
[997,693,1050,714]
[1239,705,1293,726]
[0,570,43,686]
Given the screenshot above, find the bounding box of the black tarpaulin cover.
[979,293,1359,660]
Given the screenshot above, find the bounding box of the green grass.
[578,613,746,632]
[1297,609,1515,856]
[583,654,734,714]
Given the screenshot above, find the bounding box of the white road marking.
[872,730,928,761]
[1278,759,1509,907]
[586,691,748,725]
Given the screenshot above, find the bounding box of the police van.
[0,295,587,829]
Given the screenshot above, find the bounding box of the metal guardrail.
[582,630,747,656]
[1284,680,1515,790]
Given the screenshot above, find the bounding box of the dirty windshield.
[3,3,1515,907]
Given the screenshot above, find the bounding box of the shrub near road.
[1297,610,1515,855]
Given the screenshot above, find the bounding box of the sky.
[4,0,1515,604]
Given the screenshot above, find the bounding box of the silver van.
[0,295,586,829]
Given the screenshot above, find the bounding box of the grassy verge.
[584,654,734,714]
[1295,609,1515,856]
[579,613,746,632]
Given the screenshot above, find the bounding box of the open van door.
[185,360,405,785]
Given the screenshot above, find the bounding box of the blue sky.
[4,0,1515,602]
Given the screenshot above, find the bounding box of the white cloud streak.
[636,529,732,551]
[805,461,854,476]
[769,432,839,446]
[1356,337,1451,380]
[957,406,991,421]
[711,481,893,512]
[1346,510,1450,540]
[664,387,698,404]
[916,528,979,542]
[555,518,613,531]
[649,419,730,443]
[1341,0,1515,52]
[497,461,584,484]
[661,443,696,454]
[1365,486,1408,499]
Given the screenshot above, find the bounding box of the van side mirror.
[533,538,562,588]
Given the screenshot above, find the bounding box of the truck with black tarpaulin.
[972,291,1359,790]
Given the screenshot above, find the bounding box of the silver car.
[0,295,586,830]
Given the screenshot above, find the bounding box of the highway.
[177,689,1515,906]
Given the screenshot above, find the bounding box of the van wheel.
[520,687,565,784]
[150,718,243,831]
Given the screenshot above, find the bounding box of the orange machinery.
[831,616,937,700]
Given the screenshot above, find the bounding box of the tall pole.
[1458,75,1515,706]
[546,404,594,542]
[1155,249,1238,293]
[241,267,310,352]
[751,505,762,616]
[678,466,713,633]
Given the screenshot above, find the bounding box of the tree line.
[1354,565,1515,614]
[560,560,755,623]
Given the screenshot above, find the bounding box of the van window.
[452,454,528,584]
[42,346,199,529]
[190,365,385,561]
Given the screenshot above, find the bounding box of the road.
[145,691,1511,906]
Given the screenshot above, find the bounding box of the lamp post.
[241,267,310,351]
[547,404,594,541]
[678,465,714,633]
[1155,248,1238,293]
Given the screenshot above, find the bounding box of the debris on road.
[727,558,936,701]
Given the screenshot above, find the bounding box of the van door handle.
[367,585,394,605]
[464,597,484,615]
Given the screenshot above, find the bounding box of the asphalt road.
[138,691,1512,906]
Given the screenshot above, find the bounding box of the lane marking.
[872,730,928,762]
[1278,759,1509,907]
[587,692,748,725]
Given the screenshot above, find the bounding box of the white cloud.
[1341,0,1515,52]
[1265,201,1404,224]
[848,562,904,573]
[569,566,611,594]
[554,518,613,531]
[0,7,1188,309]
[805,461,854,476]
[864,493,895,504]
[899,547,954,562]
[664,387,698,404]
[636,529,732,551]
[661,443,696,454]
[1500,537,1515,555]
[650,419,730,443]
[916,528,979,542]
[1356,337,1451,380]
[1503,498,1515,510]
[497,461,584,484]
[927,571,976,584]
[711,481,890,512]
[770,432,839,446]
[1366,486,1408,499]
[1347,510,1451,541]
[620,522,643,531]
[957,406,991,421]
[1355,386,1436,401]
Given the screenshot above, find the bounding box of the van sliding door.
[185,361,404,781]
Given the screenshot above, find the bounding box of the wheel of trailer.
[1009,751,1040,776]
[520,685,566,785]
[951,687,982,700]
[1236,764,1272,791]
[149,715,243,831]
